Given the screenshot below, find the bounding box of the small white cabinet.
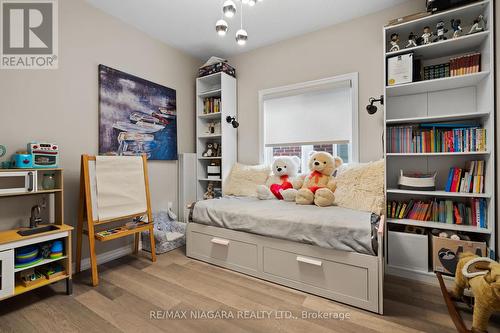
[0,249,14,300]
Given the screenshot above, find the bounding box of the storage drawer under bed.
[188,230,258,272]
[263,246,370,301]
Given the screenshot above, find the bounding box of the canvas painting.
[98,64,177,160]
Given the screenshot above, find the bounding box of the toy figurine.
[468,15,486,34]
[203,182,215,200]
[450,19,462,38]
[421,26,432,44]
[405,32,418,48]
[434,20,448,41]
[389,33,400,52]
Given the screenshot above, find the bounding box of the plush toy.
[282,152,342,207]
[202,142,215,157]
[451,252,500,333]
[257,156,302,200]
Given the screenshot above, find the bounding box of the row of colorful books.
[387,124,487,153]
[203,97,221,114]
[387,198,487,228]
[445,160,485,194]
[423,63,450,80]
[450,53,481,77]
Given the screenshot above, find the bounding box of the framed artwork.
[98,64,177,160]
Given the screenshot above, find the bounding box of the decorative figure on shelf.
[405,32,418,48]
[202,142,216,157]
[206,122,215,135]
[450,19,462,38]
[389,33,400,52]
[421,26,432,45]
[434,20,448,42]
[203,182,215,200]
[468,15,486,35]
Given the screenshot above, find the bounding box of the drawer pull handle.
[211,238,230,246]
[296,256,322,267]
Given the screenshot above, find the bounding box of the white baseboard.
[74,245,133,272]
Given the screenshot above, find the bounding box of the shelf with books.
[385,30,489,59]
[386,151,489,157]
[387,218,491,234]
[386,71,489,97]
[386,111,490,125]
[387,189,490,199]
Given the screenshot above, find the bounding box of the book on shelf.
[387,124,486,153]
[445,160,485,194]
[423,63,450,80]
[387,198,487,228]
[450,53,481,77]
[203,97,221,114]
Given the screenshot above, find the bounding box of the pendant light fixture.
[216,0,261,45]
[235,1,248,46]
[215,19,228,36]
[222,0,236,18]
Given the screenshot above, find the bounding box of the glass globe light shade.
[223,0,236,18]
[215,19,228,36]
[235,29,248,46]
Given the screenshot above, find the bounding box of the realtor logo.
[1,0,58,69]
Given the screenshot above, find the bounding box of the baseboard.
[74,245,133,272]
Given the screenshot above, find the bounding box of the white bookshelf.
[383,0,495,281]
[195,72,237,200]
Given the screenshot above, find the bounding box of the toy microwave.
[28,142,59,168]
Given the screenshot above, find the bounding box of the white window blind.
[263,79,353,147]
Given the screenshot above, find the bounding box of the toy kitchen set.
[0,142,60,194]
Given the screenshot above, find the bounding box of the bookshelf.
[195,72,237,200]
[383,0,495,283]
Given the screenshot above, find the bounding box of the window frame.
[258,72,359,164]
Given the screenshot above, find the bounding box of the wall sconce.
[366,95,384,115]
[226,116,239,128]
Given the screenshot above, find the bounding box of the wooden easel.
[75,154,156,286]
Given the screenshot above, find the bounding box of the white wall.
[0,0,200,255]
[229,1,424,164]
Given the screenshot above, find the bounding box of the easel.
[75,154,156,286]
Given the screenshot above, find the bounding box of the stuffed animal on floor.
[257,156,302,200]
[282,151,342,207]
[451,252,500,333]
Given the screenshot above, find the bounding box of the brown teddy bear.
[451,252,500,333]
[282,151,342,207]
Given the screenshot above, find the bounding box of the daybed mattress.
[191,197,377,255]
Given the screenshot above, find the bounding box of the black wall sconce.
[226,116,239,128]
[366,95,384,115]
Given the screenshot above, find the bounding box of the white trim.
[74,245,133,272]
[258,73,359,164]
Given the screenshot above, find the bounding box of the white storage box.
[388,230,428,272]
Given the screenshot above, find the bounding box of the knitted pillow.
[334,159,385,215]
[223,163,271,197]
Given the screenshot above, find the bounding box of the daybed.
[186,161,385,314]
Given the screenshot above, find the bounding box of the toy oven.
[0,171,36,194]
[29,143,59,168]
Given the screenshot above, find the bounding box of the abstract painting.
[98,64,177,160]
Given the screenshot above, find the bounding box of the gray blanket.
[192,197,376,255]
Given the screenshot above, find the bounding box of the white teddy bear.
[257,156,303,200]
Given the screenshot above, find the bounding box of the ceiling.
[86,0,408,60]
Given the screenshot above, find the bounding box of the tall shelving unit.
[195,72,237,200]
[383,1,495,281]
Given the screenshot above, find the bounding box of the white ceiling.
[86,0,408,60]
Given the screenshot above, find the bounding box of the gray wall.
[229,1,424,164]
[0,0,200,255]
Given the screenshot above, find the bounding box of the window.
[260,73,358,170]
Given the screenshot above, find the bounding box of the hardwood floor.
[1,248,499,333]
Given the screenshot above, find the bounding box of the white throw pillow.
[334,159,385,215]
[223,163,271,197]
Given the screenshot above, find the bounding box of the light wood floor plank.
[1,248,500,333]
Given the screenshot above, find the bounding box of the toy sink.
[17,225,59,236]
